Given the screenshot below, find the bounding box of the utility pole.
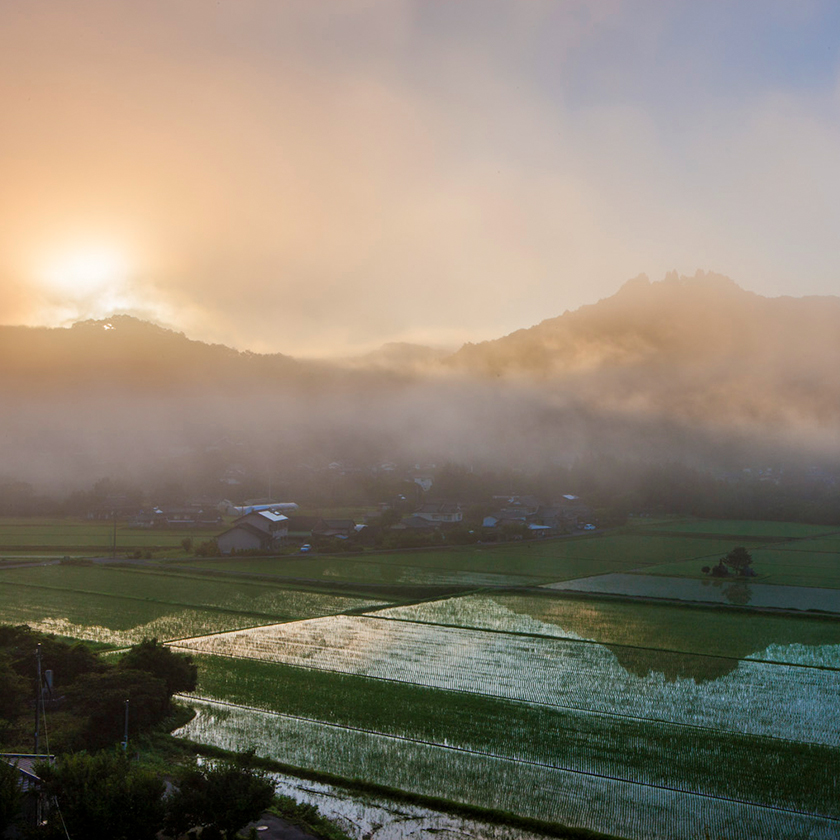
[33,643,42,755]
[122,699,130,752]
[112,510,118,559]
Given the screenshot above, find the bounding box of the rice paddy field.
[0,516,223,556]
[176,699,840,840]
[635,547,840,589]
[171,555,542,587]
[0,564,386,644]
[373,592,840,660]
[638,519,839,539]
[550,573,840,612]
[173,532,768,586]
[171,588,840,838]
[4,516,840,838]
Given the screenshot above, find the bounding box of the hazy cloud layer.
[2,1,840,355]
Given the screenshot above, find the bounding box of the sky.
[1,0,840,357]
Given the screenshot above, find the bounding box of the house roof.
[255,510,289,524]
[1,754,53,784]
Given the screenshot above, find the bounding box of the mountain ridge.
[1,272,838,486]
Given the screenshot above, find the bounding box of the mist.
[2,274,839,503]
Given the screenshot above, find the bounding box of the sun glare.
[43,249,128,298]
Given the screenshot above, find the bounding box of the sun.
[43,248,128,298]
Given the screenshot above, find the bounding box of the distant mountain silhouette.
[2,274,839,487]
[446,271,840,430]
[0,314,301,393]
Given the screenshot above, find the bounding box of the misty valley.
[2,276,840,839]
[5,1,840,835]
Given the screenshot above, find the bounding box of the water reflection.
[608,644,738,682]
[701,578,753,606]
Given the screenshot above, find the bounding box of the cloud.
[1,1,839,355]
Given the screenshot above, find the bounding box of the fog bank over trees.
[2,273,838,496]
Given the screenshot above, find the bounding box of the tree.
[0,759,22,835]
[0,625,101,688]
[119,638,198,696]
[722,546,754,577]
[165,752,275,839]
[37,751,164,840]
[0,653,27,723]
[64,669,170,749]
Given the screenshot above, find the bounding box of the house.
[409,471,435,493]
[217,509,289,554]
[413,502,463,523]
[219,499,299,516]
[2,754,53,827]
[217,522,275,554]
[234,509,289,537]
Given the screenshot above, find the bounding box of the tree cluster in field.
[701,546,755,578]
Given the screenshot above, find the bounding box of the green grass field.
[0,516,224,556]
[0,564,388,644]
[778,537,840,553]
[169,555,545,586]
[173,534,765,584]
[636,548,840,589]
[638,519,840,539]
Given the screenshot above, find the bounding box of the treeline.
[2,456,839,525]
[0,630,196,753]
[424,460,840,526]
[0,627,313,840]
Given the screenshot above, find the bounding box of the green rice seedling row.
[174,556,543,587]
[0,564,385,618]
[171,616,840,745]
[0,577,286,643]
[189,653,840,817]
[782,537,840,554]
[174,699,840,840]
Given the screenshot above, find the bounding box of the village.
[212,492,594,556]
